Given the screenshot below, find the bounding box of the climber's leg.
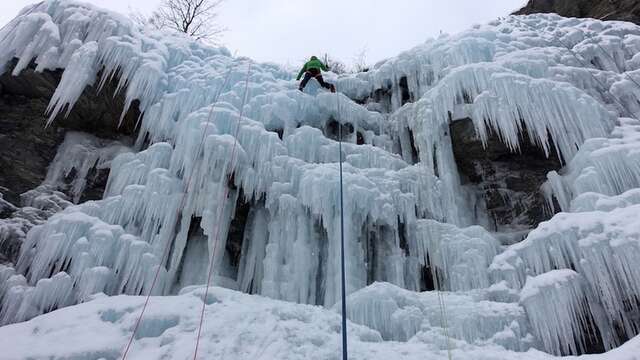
[315,75,336,93]
[299,71,314,91]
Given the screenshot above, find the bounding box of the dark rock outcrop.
[0,93,64,205]
[450,118,561,236]
[514,0,640,24]
[0,61,140,205]
[0,61,141,263]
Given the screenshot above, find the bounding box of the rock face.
[0,62,140,205]
[0,88,63,206]
[450,118,561,239]
[0,62,140,263]
[514,0,640,24]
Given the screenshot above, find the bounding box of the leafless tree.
[133,0,227,43]
[128,7,149,28]
[352,47,370,73]
[324,54,347,74]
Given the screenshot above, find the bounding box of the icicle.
[415,220,500,291]
[520,270,617,355]
[491,204,640,347]
[46,41,99,124]
[542,118,640,211]
[43,132,130,203]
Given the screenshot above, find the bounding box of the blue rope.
[336,86,348,360]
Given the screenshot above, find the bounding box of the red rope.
[192,62,253,360]
[120,61,239,360]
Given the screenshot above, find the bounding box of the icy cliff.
[1,0,640,358]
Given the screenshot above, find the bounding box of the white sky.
[0,0,527,67]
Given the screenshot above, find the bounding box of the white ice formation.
[1,0,640,358]
[44,132,131,203]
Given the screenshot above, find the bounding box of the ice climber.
[296,56,336,93]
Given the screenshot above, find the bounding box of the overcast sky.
[0,0,527,67]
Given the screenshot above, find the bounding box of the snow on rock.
[1,0,640,357]
[570,188,640,213]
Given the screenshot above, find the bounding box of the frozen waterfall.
[1,1,640,358]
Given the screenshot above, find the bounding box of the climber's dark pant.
[299,68,333,91]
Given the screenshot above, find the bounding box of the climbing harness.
[336,85,349,360]
[120,60,240,360]
[192,62,253,360]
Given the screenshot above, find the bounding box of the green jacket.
[296,57,329,80]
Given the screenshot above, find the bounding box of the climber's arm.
[296,64,307,80]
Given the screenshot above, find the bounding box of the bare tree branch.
[134,0,227,44]
[352,46,370,73]
[325,55,348,75]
